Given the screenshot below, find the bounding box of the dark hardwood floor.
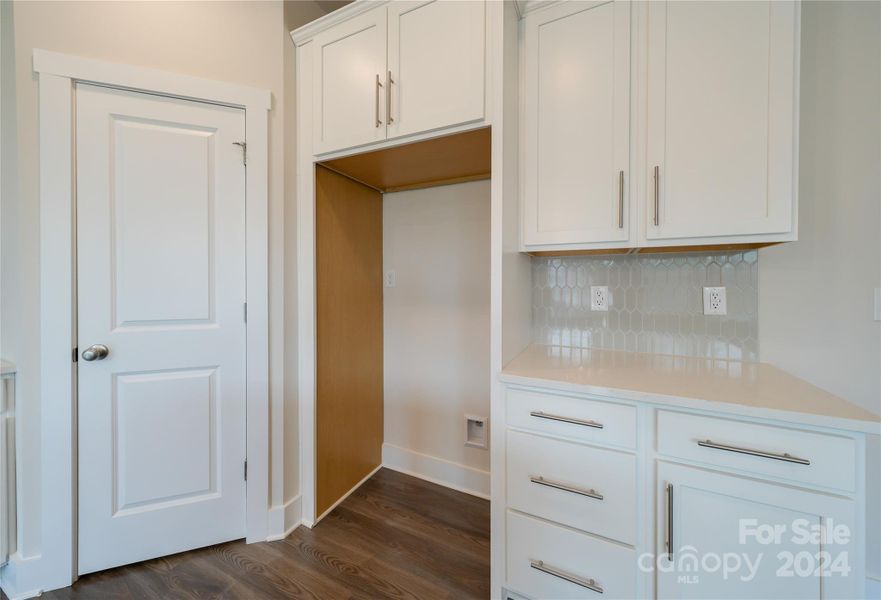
[37,468,490,599]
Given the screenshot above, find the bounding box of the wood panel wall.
[315,165,384,517]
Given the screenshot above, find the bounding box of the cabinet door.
[657,463,858,600]
[312,6,387,154]
[386,0,485,139]
[523,1,631,247]
[645,1,798,241]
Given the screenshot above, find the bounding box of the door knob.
[82,344,109,362]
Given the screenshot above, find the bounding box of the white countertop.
[501,344,881,435]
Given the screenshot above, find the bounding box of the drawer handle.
[530,559,604,594]
[697,439,811,465]
[529,411,603,429]
[530,475,603,501]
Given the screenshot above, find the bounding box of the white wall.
[758,0,881,581]
[1,0,287,559]
[383,181,491,495]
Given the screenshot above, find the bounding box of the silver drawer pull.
[530,559,604,594]
[529,411,603,429]
[530,475,603,501]
[697,439,810,465]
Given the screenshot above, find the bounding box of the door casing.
[34,49,272,592]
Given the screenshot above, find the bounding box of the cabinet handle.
[697,439,811,465]
[530,560,604,594]
[618,170,625,228]
[387,70,394,124]
[653,165,660,226]
[529,475,603,501]
[665,482,673,561]
[529,411,603,429]
[375,74,383,127]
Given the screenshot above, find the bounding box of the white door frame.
[33,49,272,591]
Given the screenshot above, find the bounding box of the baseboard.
[381,443,490,499]
[867,575,880,599]
[0,552,43,600]
[266,494,303,541]
[314,463,383,525]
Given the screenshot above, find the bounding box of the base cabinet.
[657,463,858,600]
[498,386,866,600]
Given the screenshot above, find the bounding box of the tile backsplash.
[532,251,758,361]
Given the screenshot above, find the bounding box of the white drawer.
[507,430,637,544]
[657,410,858,492]
[507,388,636,449]
[506,510,637,600]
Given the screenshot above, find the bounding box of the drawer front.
[507,430,637,544]
[507,388,636,449]
[506,510,637,600]
[657,410,857,492]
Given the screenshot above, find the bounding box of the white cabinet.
[520,0,800,253]
[387,0,485,139]
[657,463,857,600]
[312,6,388,154]
[309,1,486,156]
[645,1,798,243]
[498,384,867,600]
[522,0,631,247]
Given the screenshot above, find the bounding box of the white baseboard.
[0,552,43,600]
[381,443,490,499]
[266,494,303,541]
[867,575,880,599]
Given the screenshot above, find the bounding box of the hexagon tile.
[532,251,759,362]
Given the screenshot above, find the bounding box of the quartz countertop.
[500,344,881,434]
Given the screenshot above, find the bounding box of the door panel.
[657,463,857,600]
[76,84,246,575]
[387,0,485,139]
[312,5,388,154]
[523,0,631,246]
[645,1,797,240]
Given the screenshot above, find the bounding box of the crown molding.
[290,0,389,46]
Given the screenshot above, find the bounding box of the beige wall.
[383,181,492,477]
[758,1,881,581]
[1,0,288,557]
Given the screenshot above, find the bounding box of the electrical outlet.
[384,270,396,288]
[703,286,727,315]
[590,286,609,311]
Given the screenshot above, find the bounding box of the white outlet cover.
[703,286,727,315]
[590,286,609,311]
[384,269,396,288]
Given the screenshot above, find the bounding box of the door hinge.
[233,141,247,166]
[72,347,78,363]
[244,302,248,323]
[244,460,248,481]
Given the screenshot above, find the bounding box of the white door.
[76,84,247,575]
[645,1,798,241]
[312,5,388,154]
[657,463,857,600]
[522,0,631,248]
[386,0,485,140]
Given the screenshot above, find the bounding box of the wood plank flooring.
[36,468,490,599]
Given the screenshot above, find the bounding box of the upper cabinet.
[521,0,800,254]
[310,1,486,156]
[387,0,485,139]
[645,1,798,243]
[312,7,388,154]
[523,1,631,248]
